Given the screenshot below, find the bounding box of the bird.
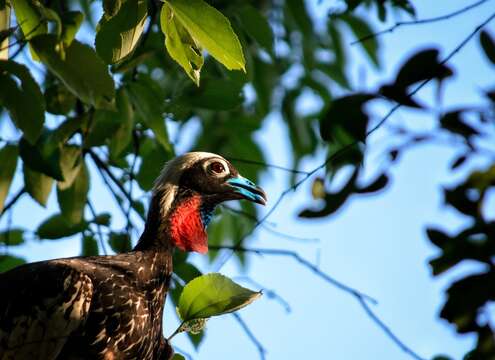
[0,152,267,360]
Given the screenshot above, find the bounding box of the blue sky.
[2,1,495,359]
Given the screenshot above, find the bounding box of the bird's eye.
[210,161,225,174]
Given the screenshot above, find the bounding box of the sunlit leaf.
[178,273,261,321]
[0,2,10,60]
[160,2,203,85]
[23,163,53,207]
[57,161,89,224]
[165,0,245,72]
[0,144,18,213]
[61,11,84,46]
[96,0,147,64]
[11,0,47,60]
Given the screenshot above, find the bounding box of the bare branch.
[212,245,377,304]
[352,0,491,45]
[232,313,267,360]
[233,276,291,313]
[228,157,311,175]
[216,10,495,270]
[214,245,425,360]
[222,205,319,243]
[0,188,25,220]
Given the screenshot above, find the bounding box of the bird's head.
[149,152,267,254]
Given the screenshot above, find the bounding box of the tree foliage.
[0,0,494,358]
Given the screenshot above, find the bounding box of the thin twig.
[228,157,311,175]
[232,313,267,360]
[222,205,319,243]
[216,10,495,271]
[214,245,424,360]
[87,200,108,255]
[233,276,291,313]
[0,188,25,219]
[351,0,491,45]
[212,245,377,304]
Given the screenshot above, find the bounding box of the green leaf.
[0,1,10,60]
[0,60,45,143]
[11,0,47,60]
[165,0,245,73]
[0,228,25,246]
[160,3,203,85]
[30,35,115,109]
[23,163,53,206]
[61,11,84,46]
[0,144,18,213]
[57,145,83,190]
[480,31,495,65]
[36,213,87,239]
[178,273,261,321]
[108,232,132,253]
[171,355,186,360]
[81,234,99,256]
[237,4,273,55]
[93,213,111,226]
[57,161,89,224]
[176,77,244,110]
[44,82,77,115]
[109,88,134,157]
[136,138,171,191]
[127,81,172,152]
[95,0,147,64]
[0,255,26,273]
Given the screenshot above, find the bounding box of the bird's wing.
[0,260,93,360]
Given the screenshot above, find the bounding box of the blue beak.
[227,177,267,205]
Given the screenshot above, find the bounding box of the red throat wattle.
[169,195,208,254]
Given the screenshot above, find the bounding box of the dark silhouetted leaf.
[95,0,147,64]
[0,60,45,143]
[177,77,244,110]
[0,144,18,213]
[451,155,467,170]
[394,49,452,89]
[440,110,479,139]
[480,30,495,65]
[355,173,388,194]
[319,93,375,143]
[136,138,172,191]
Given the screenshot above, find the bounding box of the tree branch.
[0,188,25,219]
[351,0,491,45]
[232,313,267,360]
[213,245,425,360]
[228,157,311,175]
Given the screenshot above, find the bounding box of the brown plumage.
[0,152,266,360]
